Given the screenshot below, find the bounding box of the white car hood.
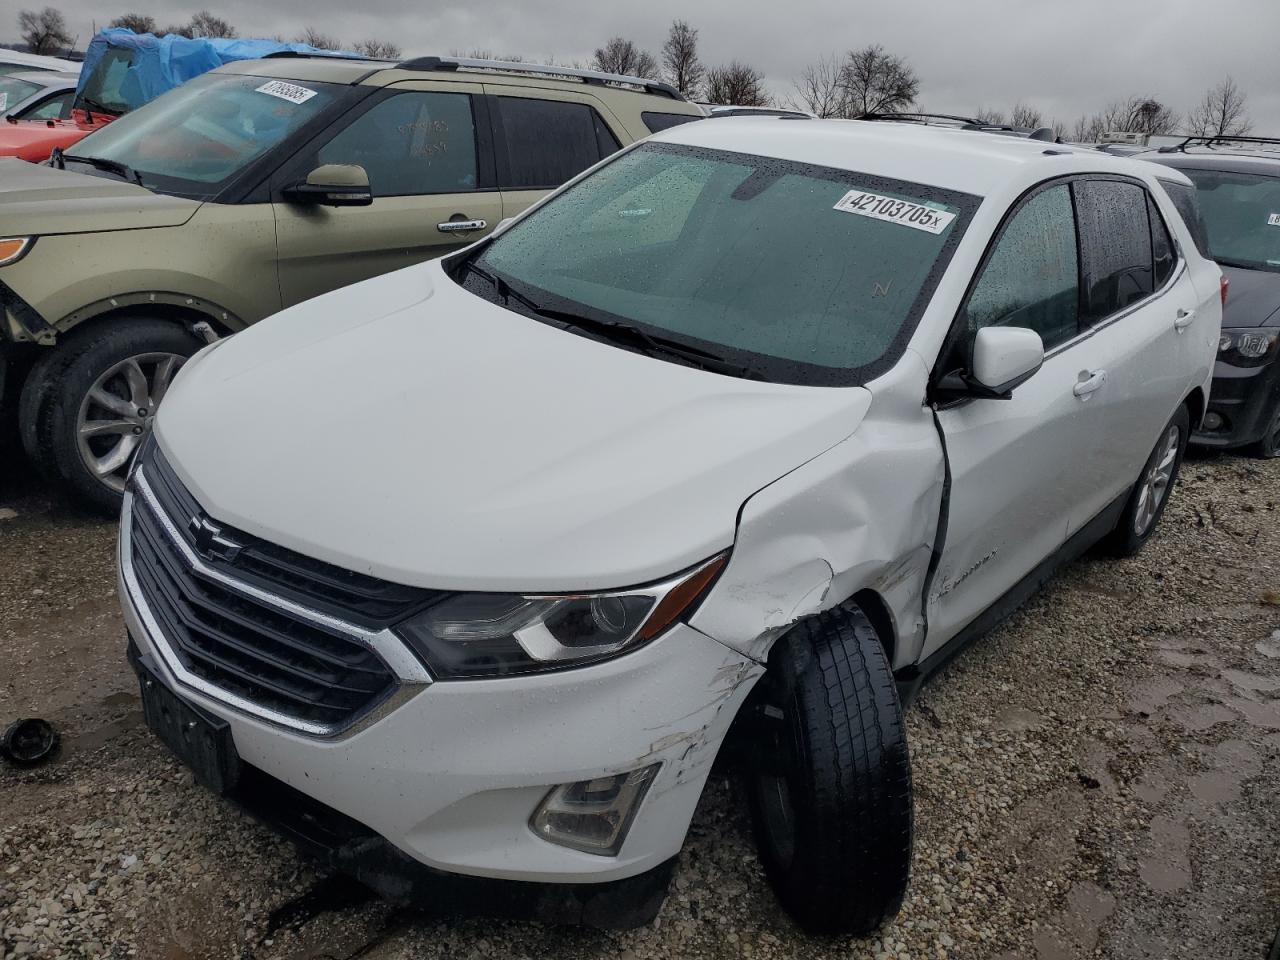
[156,260,871,592]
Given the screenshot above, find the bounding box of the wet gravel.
[2,453,1279,959]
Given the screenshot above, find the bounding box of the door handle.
[1073,369,1107,398]
[437,218,487,233]
[1174,308,1196,331]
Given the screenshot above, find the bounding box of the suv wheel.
[1255,403,1280,459]
[41,318,201,513]
[746,604,912,935]
[1107,405,1189,557]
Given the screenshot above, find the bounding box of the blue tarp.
[76,28,364,112]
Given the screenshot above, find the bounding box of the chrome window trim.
[121,477,431,740]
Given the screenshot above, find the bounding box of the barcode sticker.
[255,81,317,105]
[1268,213,1280,227]
[834,189,957,235]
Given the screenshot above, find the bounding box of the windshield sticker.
[254,81,317,105]
[1268,213,1280,227]
[0,93,7,112]
[833,189,956,235]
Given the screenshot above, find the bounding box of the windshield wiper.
[76,95,118,122]
[463,262,767,380]
[61,153,145,188]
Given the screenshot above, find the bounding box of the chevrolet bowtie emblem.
[189,515,243,562]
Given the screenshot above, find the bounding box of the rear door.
[925,181,1109,654]
[483,86,626,221]
[272,81,503,307]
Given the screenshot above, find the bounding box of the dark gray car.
[1146,137,1280,457]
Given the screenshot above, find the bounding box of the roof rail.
[392,55,685,101]
[860,111,987,126]
[261,50,370,62]
[1158,134,1280,153]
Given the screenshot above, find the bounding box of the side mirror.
[284,164,372,207]
[936,326,1045,401]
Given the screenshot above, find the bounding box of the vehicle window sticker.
[1268,213,1280,227]
[254,81,317,105]
[833,188,957,235]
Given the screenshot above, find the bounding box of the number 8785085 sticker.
[833,189,957,235]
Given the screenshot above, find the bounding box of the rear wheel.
[1107,405,1189,557]
[746,604,912,935]
[43,319,200,513]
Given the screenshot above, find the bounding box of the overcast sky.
[38,0,1280,133]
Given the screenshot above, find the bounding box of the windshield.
[66,72,342,199]
[469,142,977,386]
[1182,168,1280,273]
[0,76,39,114]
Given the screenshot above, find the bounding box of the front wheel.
[43,319,201,513]
[746,604,912,935]
[1107,405,1189,557]
[1254,402,1280,459]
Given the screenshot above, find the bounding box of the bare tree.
[661,20,704,98]
[449,48,525,62]
[840,44,918,116]
[1070,113,1104,143]
[592,37,658,80]
[793,55,846,118]
[1010,102,1043,129]
[109,12,156,33]
[295,26,340,50]
[706,61,769,107]
[1187,76,1252,138]
[169,11,236,38]
[18,7,73,54]
[974,107,1006,124]
[1100,96,1179,136]
[352,39,401,59]
[1050,118,1067,141]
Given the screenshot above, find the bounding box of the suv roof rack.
[261,50,370,62]
[860,112,1060,142]
[1158,134,1280,153]
[393,55,685,101]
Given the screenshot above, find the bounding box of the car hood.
[1222,264,1280,328]
[155,260,871,593]
[0,156,200,235]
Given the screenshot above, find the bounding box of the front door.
[272,81,502,308]
[925,181,1103,655]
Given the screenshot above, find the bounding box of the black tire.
[1106,404,1190,557]
[44,318,201,514]
[746,604,912,935]
[18,344,81,484]
[1254,401,1280,459]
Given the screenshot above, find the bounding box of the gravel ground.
[2,452,1279,960]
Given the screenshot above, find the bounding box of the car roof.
[214,54,693,107]
[0,50,80,72]
[650,116,1167,196]
[1140,150,1280,177]
[6,70,78,88]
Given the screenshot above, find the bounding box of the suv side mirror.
[284,164,373,207]
[936,326,1045,401]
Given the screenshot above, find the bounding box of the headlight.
[397,553,727,679]
[1218,327,1279,367]
[0,237,33,267]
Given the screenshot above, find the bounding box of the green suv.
[0,54,702,510]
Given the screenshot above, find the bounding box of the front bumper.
[1193,358,1280,449]
[118,490,762,886]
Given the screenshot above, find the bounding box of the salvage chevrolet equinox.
[118,118,1221,934]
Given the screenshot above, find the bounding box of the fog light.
[530,765,659,856]
[1202,412,1224,431]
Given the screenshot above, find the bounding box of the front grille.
[128,453,428,730]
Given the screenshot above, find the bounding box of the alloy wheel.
[1133,423,1181,537]
[75,352,185,493]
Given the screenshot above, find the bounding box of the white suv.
[118,118,1221,934]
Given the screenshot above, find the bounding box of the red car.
[0,109,112,162]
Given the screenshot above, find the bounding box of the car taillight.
[1221,275,1229,307]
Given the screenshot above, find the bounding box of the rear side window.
[1074,179,1154,323]
[494,97,621,190]
[22,90,73,121]
[1159,178,1211,257]
[642,111,701,133]
[1148,194,1176,289]
[963,183,1080,350]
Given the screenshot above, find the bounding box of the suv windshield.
[469,142,977,386]
[65,72,343,199]
[1181,168,1280,273]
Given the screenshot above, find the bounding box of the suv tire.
[746,604,912,935]
[1255,403,1280,459]
[19,344,83,484]
[44,318,201,514]
[1107,404,1190,557]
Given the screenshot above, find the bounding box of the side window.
[495,97,620,189]
[1074,179,1154,323]
[21,91,73,121]
[316,92,479,197]
[1148,193,1176,288]
[1158,179,1211,257]
[642,111,702,133]
[962,183,1080,351]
